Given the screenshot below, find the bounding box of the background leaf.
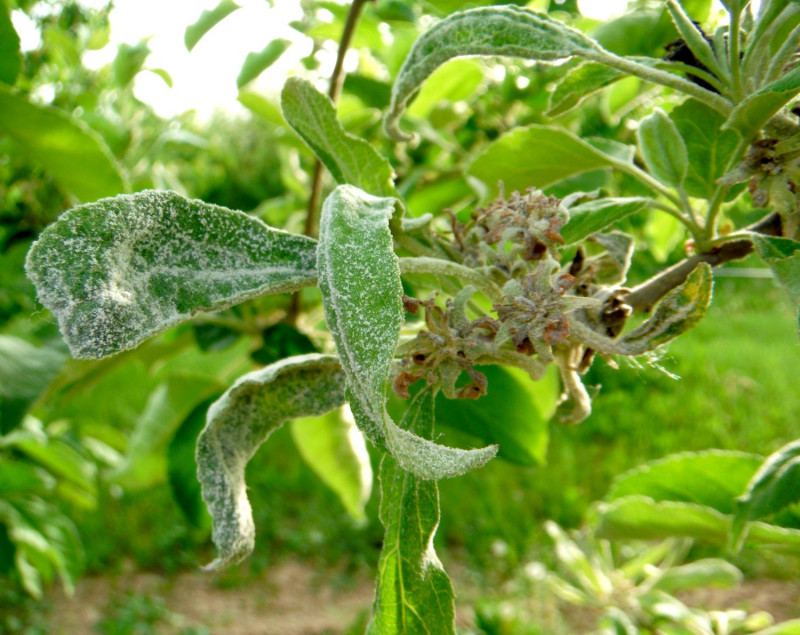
[0,84,126,201]
[562,198,650,244]
[733,441,800,549]
[168,396,219,529]
[281,78,396,197]
[752,235,800,306]
[236,39,290,89]
[0,336,66,433]
[25,190,318,359]
[197,354,347,569]
[0,0,21,86]
[368,388,456,635]
[184,0,240,51]
[290,409,372,521]
[637,108,688,188]
[670,99,742,199]
[606,450,763,514]
[547,62,624,117]
[469,125,622,196]
[724,66,800,140]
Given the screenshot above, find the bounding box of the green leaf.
[0,84,126,201]
[317,185,496,479]
[752,235,800,306]
[733,440,800,550]
[547,62,625,117]
[367,388,456,635]
[653,558,742,592]
[594,495,800,552]
[670,99,742,199]
[112,42,149,88]
[25,190,317,359]
[0,336,66,433]
[168,397,218,529]
[595,496,730,542]
[619,263,713,351]
[756,620,800,635]
[0,0,21,86]
[406,58,484,118]
[562,198,650,244]
[197,354,347,569]
[637,108,688,188]
[665,0,727,82]
[281,77,396,197]
[468,125,622,196]
[237,90,285,126]
[236,39,290,89]
[290,409,372,521]
[184,0,240,51]
[3,426,97,510]
[430,365,549,467]
[606,450,763,515]
[384,5,599,140]
[725,66,800,140]
[113,375,222,489]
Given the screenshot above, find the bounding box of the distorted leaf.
[385,5,599,140]
[26,190,317,359]
[317,185,496,478]
[619,263,713,351]
[367,388,456,635]
[281,77,396,197]
[0,84,126,201]
[197,354,347,569]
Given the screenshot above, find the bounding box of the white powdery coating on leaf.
[317,184,402,446]
[196,354,346,570]
[385,6,599,140]
[318,185,497,480]
[386,418,497,480]
[25,190,318,359]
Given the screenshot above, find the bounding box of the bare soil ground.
[46,561,800,634]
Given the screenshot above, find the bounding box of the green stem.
[586,50,733,116]
[704,136,751,243]
[398,257,504,302]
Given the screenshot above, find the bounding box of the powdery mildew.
[25,190,318,359]
[317,185,497,481]
[196,354,346,570]
[282,78,396,198]
[569,263,714,356]
[385,5,599,141]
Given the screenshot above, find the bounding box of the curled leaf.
[385,6,599,141]
[317,185,496,479]
[197,354,347,570]
[26,190,317,359]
